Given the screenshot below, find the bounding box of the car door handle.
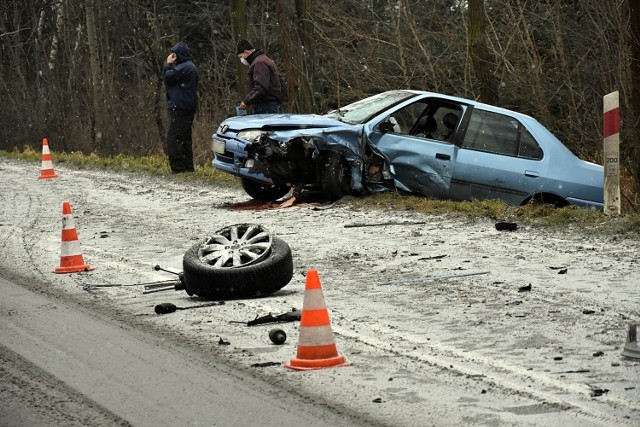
[525,170,539,178]
[435,153,451,160]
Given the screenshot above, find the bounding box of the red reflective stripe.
[603,108,620,138]
[300,309,330,327]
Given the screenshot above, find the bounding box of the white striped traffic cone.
[285,270,348,370]
[37,138,59,180]
[54,201,94,273]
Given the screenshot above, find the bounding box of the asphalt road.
[0,276,371,427]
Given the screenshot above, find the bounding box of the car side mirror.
[378,118,395,133]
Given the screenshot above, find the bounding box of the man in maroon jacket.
[236,39,283,114]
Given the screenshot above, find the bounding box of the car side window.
[518,127,544,160]
[462,109,542,160]
[431,107,460,142]
[386,102,428,135]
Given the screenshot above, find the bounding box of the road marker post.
[603,91,621,215]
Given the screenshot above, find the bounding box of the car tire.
[182,236,294,300]
[241,178,290,201]
[321,153,350,202]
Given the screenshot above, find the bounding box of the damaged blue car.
[211,90,603,208]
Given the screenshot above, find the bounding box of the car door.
[450,107,548,205]
[367,100,457,198]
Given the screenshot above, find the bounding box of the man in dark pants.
[162,41,198,173]
[236,39,282,114]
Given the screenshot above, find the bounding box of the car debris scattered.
[153,264,181,276]
[251,361,281,368]
[590,388,610,398]
[556,369,590,374]
[495,222,518,231]
[154,301,225,315]
[142,279,186,294]
[418,254,447,261]
[344,220,428,228]
[269,328,287,345]
[231,308,301,326]
[81,279,180,292]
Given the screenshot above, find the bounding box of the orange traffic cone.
[285,270,348,370]
[54,201,94,273]
[37,138,59,180]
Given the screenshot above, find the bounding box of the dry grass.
[3,148,639,236]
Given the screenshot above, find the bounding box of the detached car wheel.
[182,224,293,300]
[241,178,290,201]
[321,153,350,201]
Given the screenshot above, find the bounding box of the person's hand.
[166,53,176,64]
[239,101,248,110]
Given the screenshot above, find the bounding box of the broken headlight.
[237,129,265,142]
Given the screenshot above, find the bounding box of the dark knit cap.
[236,39,255,54]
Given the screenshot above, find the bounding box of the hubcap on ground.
[198,224,272,268]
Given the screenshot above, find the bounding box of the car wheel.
[241,178,290,201]
[182,224,293,300]
[321,153,350,202]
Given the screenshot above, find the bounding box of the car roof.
[396,90,537,121]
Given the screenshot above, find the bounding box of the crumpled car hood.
[221,113,366,192]
[221,114,347,131]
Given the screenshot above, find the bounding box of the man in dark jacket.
[236,39,282,114]
[162,41,198,173]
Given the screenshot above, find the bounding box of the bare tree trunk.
[85,0,103,152]
[390,0,410,88]
[401,0,439,91]
[230,0,247,103]
[468,0,498,104]
[275,0,314,112]
[48,0,63,71]
[294,0,315,111]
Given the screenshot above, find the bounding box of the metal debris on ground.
[417,254,447,261]
[81,279,179,292]
[154,301,225,315]
[495,222,518,231]
[230,309,301,326]
[153,264,181,275]
[143,280,185,294]
[251,362,281,368]
[344,220,428,228]
[269,328,287,345]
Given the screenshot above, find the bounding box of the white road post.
[603,91,621,215]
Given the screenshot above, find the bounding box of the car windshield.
[324,91,417,124]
